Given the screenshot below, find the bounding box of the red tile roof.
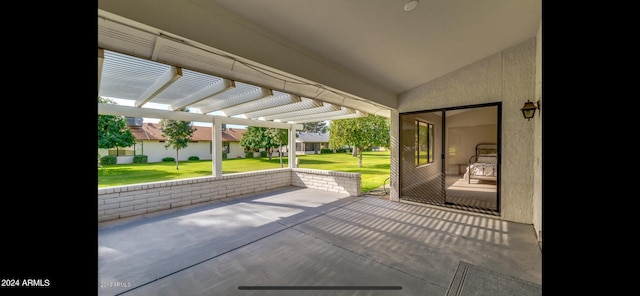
[128,123,245,142]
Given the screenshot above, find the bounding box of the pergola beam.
[98,103,302,130]
[98,48,104,93]
[135,66,183,107]
[171,79,235,111]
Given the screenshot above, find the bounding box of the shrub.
[321,148,332,154]
[100,155,117,165]
[188,156,199,161]
[260,151,267,157]
[162,157,175,162]
[245,152,253,158]
[222,151,228,160]
[133,155,148,163]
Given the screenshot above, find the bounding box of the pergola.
[98,11,392,176]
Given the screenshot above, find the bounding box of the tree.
[264,127,289,167]
[238,126,264,157]
[97,96,136,159]
[302,121,328,133]
[239,126,288,164]
[328,114,390,167]
[159,119,196,170]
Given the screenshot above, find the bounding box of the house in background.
[98,119,247,164]
[294,132,388,155]
[295,132,329,155]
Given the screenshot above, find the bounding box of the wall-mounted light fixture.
[520,100,540,121]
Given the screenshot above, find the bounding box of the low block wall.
[291,168,360,196]
[98,168,360,223]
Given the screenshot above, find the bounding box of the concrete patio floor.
[98,186,542,295]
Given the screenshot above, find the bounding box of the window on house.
[416,120,434,166]
[134,141,143,155]
[222,142,230,153]
[108,147,135,156]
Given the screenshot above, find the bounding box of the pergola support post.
[288,126,297,168]
[212,117,223,177]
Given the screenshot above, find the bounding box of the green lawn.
[98,150,390,193]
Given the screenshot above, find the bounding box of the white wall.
[396,37,538,224]
[227,142,245,159]
[139,141,212,163]
[182,142,213,161]
[100,141,254,163]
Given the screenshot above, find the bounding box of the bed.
[463,143,498,184]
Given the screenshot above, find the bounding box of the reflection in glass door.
[399,110,445,205]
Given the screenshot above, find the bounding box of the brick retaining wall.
[98,168,360,223]
[291,168,360,196]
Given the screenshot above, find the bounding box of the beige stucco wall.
[395,37,538,224]
[533,21,542,247]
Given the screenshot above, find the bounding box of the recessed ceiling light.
[404,0,419,12]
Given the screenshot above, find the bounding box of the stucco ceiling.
[203,0,541,94]
[97,0,541,124]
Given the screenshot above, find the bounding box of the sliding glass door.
[399,103,500,215]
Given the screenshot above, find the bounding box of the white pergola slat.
[99,49,371,124]
[170,78,235,111]
[219,92,301,117]
[243,98,323,119]
[275,107,357,123]
[200,84,273,115]
[261,103,340,121]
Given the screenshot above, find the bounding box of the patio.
[98,186,541,295]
